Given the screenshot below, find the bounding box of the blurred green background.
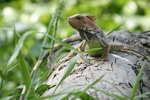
[0,0,150,98]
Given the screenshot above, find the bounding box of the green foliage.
[0,0,150,100]
[62,91,96,100]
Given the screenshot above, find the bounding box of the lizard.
[47,14,148,77]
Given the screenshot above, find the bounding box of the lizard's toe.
[77,59,85,64]
[96,57,108,62]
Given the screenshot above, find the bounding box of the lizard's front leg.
[77,40,87,64]
[97,38,110,61]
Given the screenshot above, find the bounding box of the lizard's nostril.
[68,17,70,21]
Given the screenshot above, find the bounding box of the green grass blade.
[7,63,19,72]
[106,23,124,36]
[6,31,39,71]
[103,80,127,98]
[92,86,127,100]
[72,74,105,100]
[62,91,96,100]
[25,44,37,64]
[0,94,23,100]
[1,85,24,97]
[34,70,50,90]
[18,51,34,96]
[0,96,14,100]
[133,93,149,100]
[84,47,102,53]
[52,54,79,94]
[28,92,71,100]
[130,60,146,100]
[35,84,50,96]
[50,84,84,100]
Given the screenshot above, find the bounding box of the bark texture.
[43,30,150,100]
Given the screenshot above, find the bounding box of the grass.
[0,0,150,100]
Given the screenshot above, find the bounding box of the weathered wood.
[42,30,150,100]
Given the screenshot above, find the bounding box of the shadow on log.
[42,30,150,100]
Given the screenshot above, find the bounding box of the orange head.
[68,14,97,32]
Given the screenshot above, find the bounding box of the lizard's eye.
[76,17,82,20]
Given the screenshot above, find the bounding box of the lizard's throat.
[79,32,94,43]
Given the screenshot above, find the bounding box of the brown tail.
[126,48,148,59]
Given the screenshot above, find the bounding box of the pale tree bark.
[42,30,150,100]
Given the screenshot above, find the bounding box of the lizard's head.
[68,14,97,32]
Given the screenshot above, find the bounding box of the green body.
[85,36,105,57]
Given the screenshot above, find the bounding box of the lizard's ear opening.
[86,15,97,23]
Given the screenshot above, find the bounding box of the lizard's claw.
[95,57,108,64]
[96,57,108,61]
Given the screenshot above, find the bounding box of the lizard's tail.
[124,48,148,59]
[47,61,62,78]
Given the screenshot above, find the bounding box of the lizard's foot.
[96,57,108,61]
[95,57,108,64]
[77,56,85,64]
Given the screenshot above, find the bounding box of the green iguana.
[47,14,147,77]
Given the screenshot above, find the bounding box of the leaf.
[1,85,24,97]
[72,74,105,100]
[106,23,124,36]
[5,31,39,74]
[133,93,149,100]
[50,85,84,100]
[28,92,71,100]
[34,70,49,91]
[25,44,37,64]
[130,60,146,100]
[103,80,127,98]
[62,91,96,100]
[0,96,14,100]
[52,54,79,94]
[0,70,5,79]
[0,63,6,67]
[35,84,50,95]
[18,51,34,95]
[74,91,96,100]
[84,47,102,53]
[92,86,127,100]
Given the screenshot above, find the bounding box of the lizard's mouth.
[68,17,80,31]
